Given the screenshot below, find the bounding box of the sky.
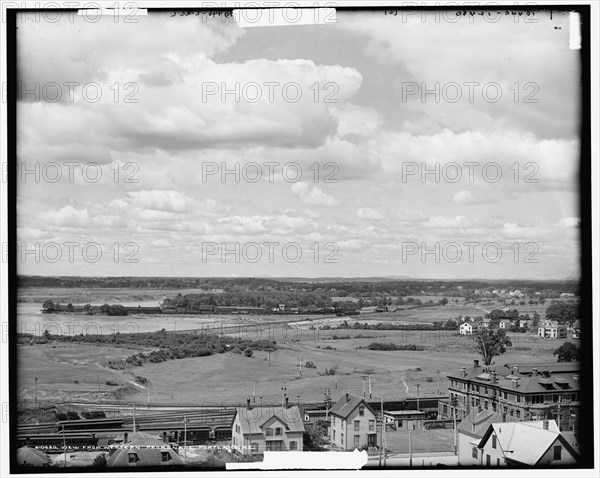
[15,8,581,279]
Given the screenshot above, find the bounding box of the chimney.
[502,413,506,423]
[543,420,549,430]
[247,398,251,410]
[512,379,518,389]
[460,367,466,378]
[474,359,480,368]
[25,437,30,447]
[491,372,497,384]
[513,365,519,375]
[163,431,168,443]
[345,393,350,403]
[532,368,538,376]
[285,397,289,408]
[573,374,579,385]
[123,432,128,444]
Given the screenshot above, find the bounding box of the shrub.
[305,361,316,369]
[244,348,254,358]
[105,380,118,386]
[93,453,107,468]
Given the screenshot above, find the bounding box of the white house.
[498,320,511,329]
[460,322,474,335]
[538,320,568,339]
[477,420,579,466]
[231,406,305,455]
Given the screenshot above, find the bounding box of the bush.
[244,348,254,358]
[93,453,107,468]
[305,361,316,368]
[105,380,118,386]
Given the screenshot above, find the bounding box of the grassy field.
[17,329,568,409]
[16,288,574,411]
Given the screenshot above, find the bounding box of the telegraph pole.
[416,384,420,411]
[408,429,413,466]
[437,370,440,396]
[253,381,256,403]
[183,416,188,463]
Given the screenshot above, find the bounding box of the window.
[289,441,297,450]
[354,420,360,431]
[266,441,282,451]
[341,420,344,429]
[486,454,491,466]
[354,435,360,447]
[497,458,500,466]
[509,409,514,417]
[492,435,497,449]
[516,410,521,419]
[128,453,139,464]
[553,445,562,461]
[369,420,375,431]
[266,428,273,436]
[275,427,282,436]
[251,443,258,452]
[341,433,344,444]
[359,406,365,416]
[161,452,171,463]
[333,430,336,441]
[472,447,478,459]
[484,400,488,410]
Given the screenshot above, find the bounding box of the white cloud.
[356,207,384,221]
[291,182,339,207]
[127,190,189,213]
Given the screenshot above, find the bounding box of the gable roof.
[329,394,376,419]
[478,420,578,465]
[235,406,305,434]
[457,410,511,439]
[16,446,51,467]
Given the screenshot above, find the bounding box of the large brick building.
[438,361,579,432]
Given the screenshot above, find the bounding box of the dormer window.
[359,406,365,416]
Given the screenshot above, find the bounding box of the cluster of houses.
[458,318,571,339]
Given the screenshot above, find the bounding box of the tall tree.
[472,328,512,366]
[553,342,580,362]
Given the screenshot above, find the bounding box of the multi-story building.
[231,405,305,455]
[439,360,579,432]
[538,320,568,339]
[329,393,378,450]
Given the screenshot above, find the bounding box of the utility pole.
[381,396,387,466]
[437,370,440,396]
[268,350,271,366]
[362,376,366,398]
[281,380,287,409]
[368,376,372,399]
[34,377,38,410]
[147,383,150,408]
[133,403,136,433]
[416,384,420,411]
[183,416,188,463]
[452,406,457,454]
[299,357,302,376]
[253,381,256,403]
[408,429,413,466]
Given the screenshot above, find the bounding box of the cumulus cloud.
[291,182,339,207]
[356,207,384,221]
[127,190,189,213]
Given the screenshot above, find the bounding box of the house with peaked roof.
[329,393,378,450]
[460,322,474,335]
[107,431,184,468]
[16,446,51,467]
[231,405,305,455]
[538,320,568,339]
[457,410,515,465]
[477,420,579,466]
